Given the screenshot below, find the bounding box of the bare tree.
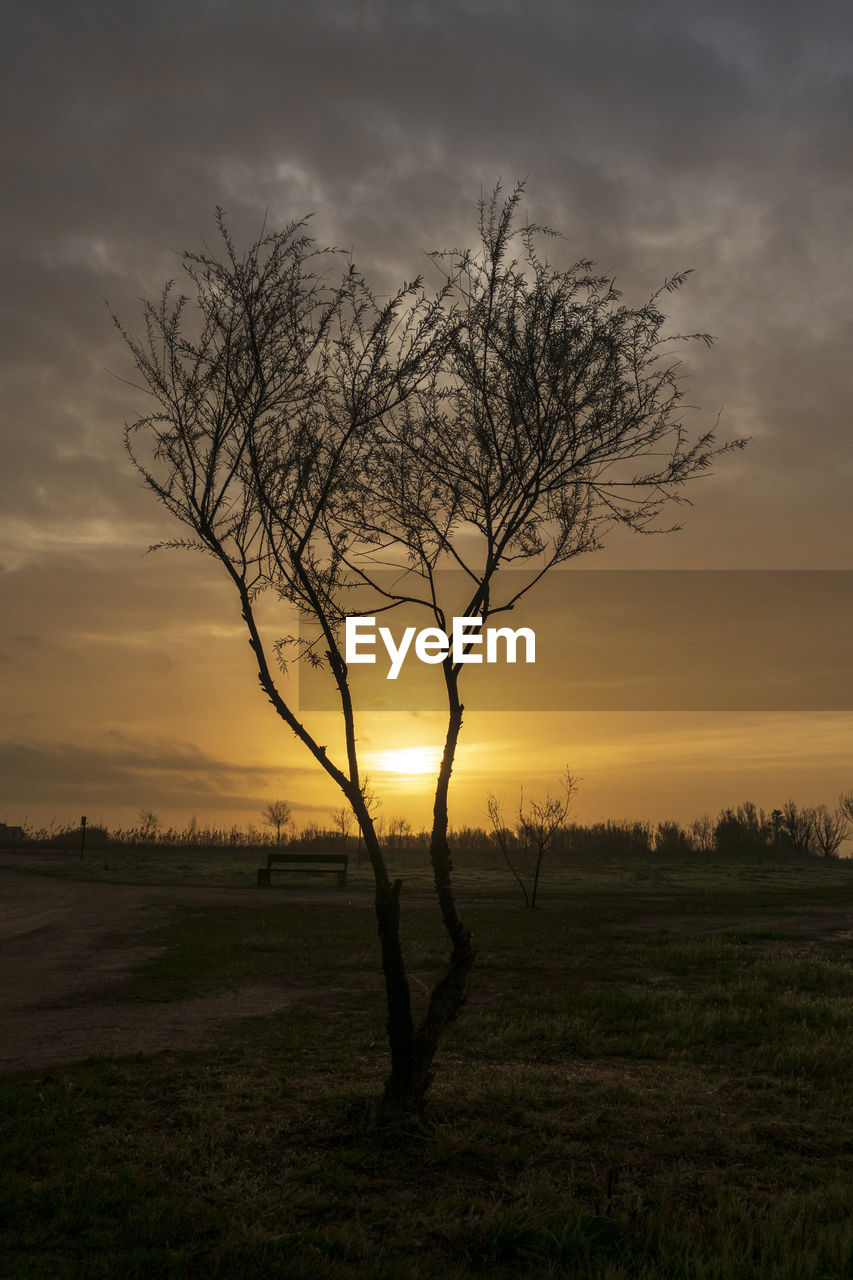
[690,813,714,853]
[329,806,354,845]
[138,809,159,842]
[116,185,738,1121]
[261,799,292,845]
[486,794,527,902]
[808,804,851,859]
[386,816,413,853]
[488,769,579,907]
[780,800,815,856]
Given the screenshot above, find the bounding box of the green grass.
[3,856,853,1277]
[5,840,853,896]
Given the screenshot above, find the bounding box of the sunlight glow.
[370,747,443,776]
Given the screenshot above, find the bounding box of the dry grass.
[2,853,853,1277]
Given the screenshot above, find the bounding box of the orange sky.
[2,2,852,837]
[3,542,851,834]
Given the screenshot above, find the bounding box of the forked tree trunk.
[376,697,474,1123]
[378,929,474,1121]
[245,606,473,1124]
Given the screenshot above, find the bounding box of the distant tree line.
[15,815,297,853]
[11,792,851,860]
[482,796,852,863]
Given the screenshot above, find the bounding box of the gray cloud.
[2,0,852,822]
[0,732,319,822]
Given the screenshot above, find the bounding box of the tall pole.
[80,815,87,861]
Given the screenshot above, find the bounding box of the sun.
[371,747,442,776]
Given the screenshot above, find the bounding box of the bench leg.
[337,871,347,887]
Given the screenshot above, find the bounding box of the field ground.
[1,849,853,1278]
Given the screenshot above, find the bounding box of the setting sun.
[370,747,443,776]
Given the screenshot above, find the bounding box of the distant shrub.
[713,803,773,857]
[654,821,694,856]
[565,820,654,859]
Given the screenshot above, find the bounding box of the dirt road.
[0,869,339,1073]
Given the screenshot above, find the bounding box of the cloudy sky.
[1,0,851,835]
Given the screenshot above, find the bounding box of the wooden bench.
[257,851,348,887]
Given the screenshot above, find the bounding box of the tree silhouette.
[328,807,353,844]
[116,184,740,1121]
[808,803,850,858]
[137,809,159,842]
[488,769,579,907]
[261,799,292,845]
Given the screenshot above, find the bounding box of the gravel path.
[0,869,361,1073]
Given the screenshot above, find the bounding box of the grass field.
[2,852,853,1278]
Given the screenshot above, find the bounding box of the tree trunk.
[374,875,415,1092]
[378,926,474,1122]
[347,800,416,1115]
[377,691,474,1123]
